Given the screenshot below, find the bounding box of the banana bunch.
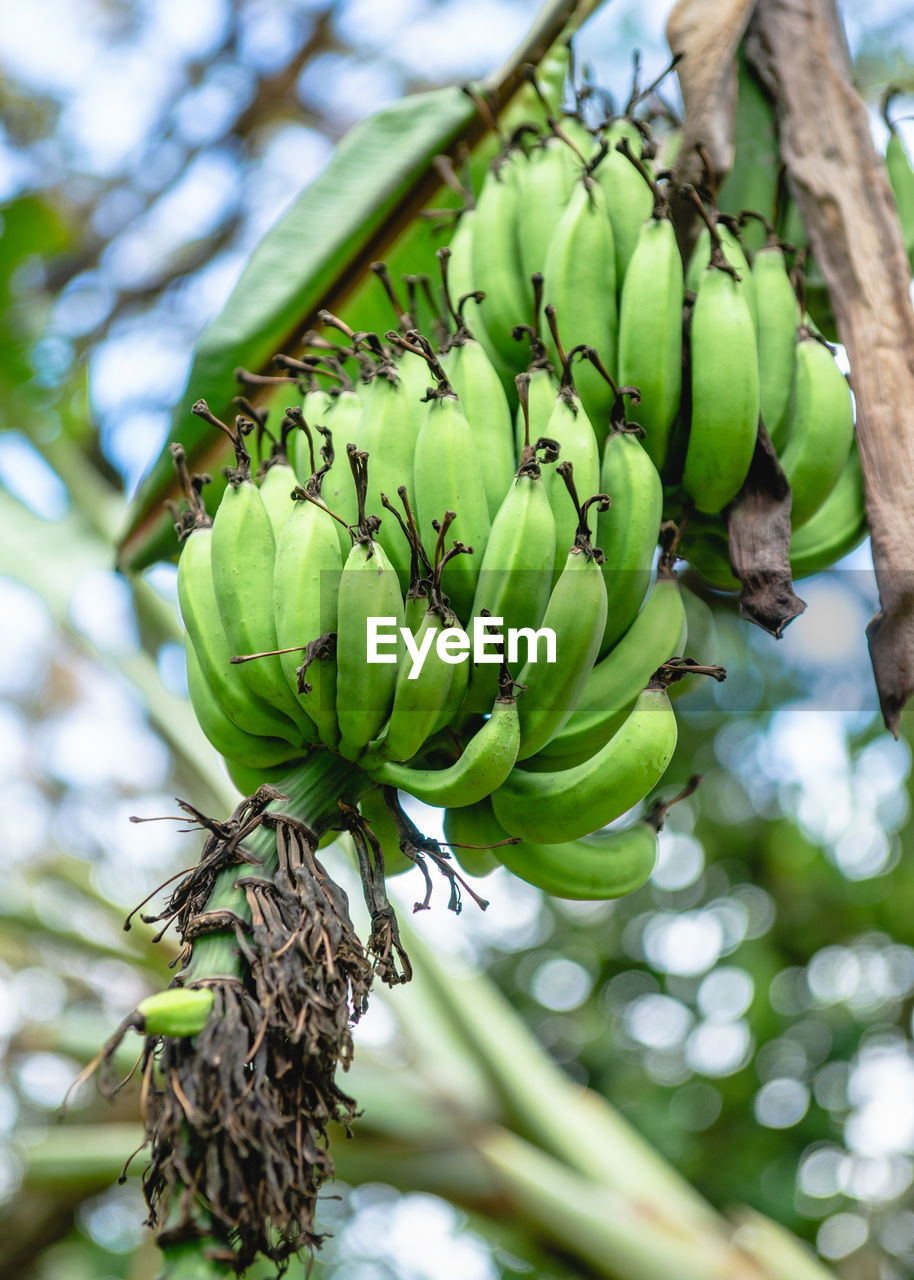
[444,91,863,590]
[172,302,704,902]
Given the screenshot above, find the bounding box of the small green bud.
[137,987,214,1038]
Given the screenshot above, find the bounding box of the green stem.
[183,751,365,984]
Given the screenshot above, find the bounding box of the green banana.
[471,152,532,371]
[516,134,581,283]
[313,387,364,553]
[466,382,557,712]
[539,573,685,763]
[492,683,677,844]
[750,230,800,447]
[366,689,520,808]
[789,445,867,579]
[514,462,608,760]
[616,214,683,469]
[439,321,516,521]
[177,523,304,745]
[413,379,491,622]
[593,118,653,286]
[137,988,215,1038]
[778,332,855,529]
[292,384,333,484]
[335,459,406,759]
[540,328,602,574]
[210,473,316,736]
[258,455,298,538]
[499,817,659,900]
[382,605,466,763]
[683,258,760,513]
[686,221,758,333]
[185,642,299,769]
[541,180,617,431]
[353,364,418,589]
[442,799,505,878]
[514,361,559,460]
[596,419,664,656]
[273,484,343,747]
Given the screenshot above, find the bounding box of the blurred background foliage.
[2,1,914,1278]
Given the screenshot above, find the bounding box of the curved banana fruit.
[314,388,364,552]
[593,119,653,286]
[471,154,532,371]
[354,369,419,588]
[414,390,491,621]
[686,222,758,333]
[336,517,406,760]
[366,693,520,808]
[789,445,867,579]
[515,495,608,760]
[499,816,659,900]
[185,642,299,770]
[617,215,683,470]
[441,334,516,521]
[779,333,855,529]
[177,524,304,745]
[222,754,307,798]
[596,426,663,656]
[682,264,759,513]
[442,799,504,878]
[210,476,316,736]
[492,684,677,844]
[273,488,343,747]
[514,364,559,460]
[752,237,799,447]
[517,135,580,283]
[382,607,465,763]
[258,457,298,537]
[539,574,685,762]
[541,368,601,574]
[542,181,617,430]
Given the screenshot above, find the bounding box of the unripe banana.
[177,524,304,744]
[789,445,867,579]
[258,456,298,538]
[492,684,677,844]
[541,181,617,430]
[596,425,663,656]
[223,754,307,798]
[336,528,405,760]
[382,607,465,763]
[499,817,659,900]
[273,487,343,747]
[514,465,608,759]
[292,385,333,484]
[593,119,654,286]
[440,333,516,521]
[540,351,602,574]
[616,215,683,469]
[186,642,299,769]
[413,388,491,621]
[314,388,364,553]
[471,153,532,371]
[354,368,419,589]
[779,333,854,529]
[466,417,557,712]
[516,135,581,283]
[752,237,800,447]
[540,573,685,763]
[210,476,316,736]
[686,222,758,333]
[442,799,504,877]
[683,263,759,513]
[367,692,520,808]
